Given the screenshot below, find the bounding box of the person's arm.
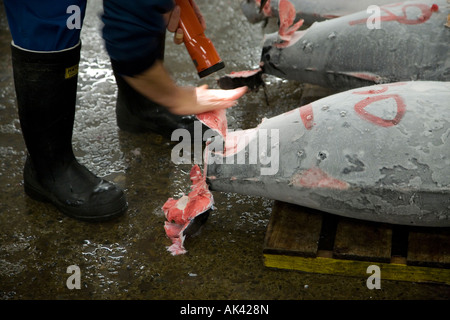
[102,0,246,116]
[123,60,247,115]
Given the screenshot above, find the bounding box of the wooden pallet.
[263,201,450,285]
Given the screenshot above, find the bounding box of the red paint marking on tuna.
[291,167,349,190]
[355,87,390,95]
[162,165,214,255]
[299,103,314,130]
[349,3,436,26]
[354,94,406,127]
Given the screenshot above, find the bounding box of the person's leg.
[4,0,86,52]
[5,0,127,221]
[112,35,206,139]
[114,68,202,137]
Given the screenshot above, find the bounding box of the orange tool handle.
[175,0,225,78]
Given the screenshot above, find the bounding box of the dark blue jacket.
[102,0,174,76]
[3,0,87,51]
[3,0,174,77]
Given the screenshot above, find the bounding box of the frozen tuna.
[261,0,449,90]
[205,81,450,227]
[241,0,411,25]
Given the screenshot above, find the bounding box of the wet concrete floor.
[1,0,449,300]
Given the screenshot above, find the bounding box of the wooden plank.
[263,201,450,284]
[407,228,450,268]
[333,218,392,263]
[264,254,450,285]
[316,213,338,258]
[390,225,409,264]
[263,201,323,257]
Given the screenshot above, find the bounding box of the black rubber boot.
[11,42,127,221]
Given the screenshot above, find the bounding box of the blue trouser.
[3,0,87,51]
[4,0,172,76]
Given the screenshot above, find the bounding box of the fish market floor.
[0,0,449,300]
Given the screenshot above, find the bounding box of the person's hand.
[170,85,248,115]
[124,61,247,116]
[165,0,206,45]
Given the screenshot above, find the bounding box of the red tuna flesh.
[163,165,214,255]
[163,98,251,255]
[196,108,228,140]
[278,0,304,41]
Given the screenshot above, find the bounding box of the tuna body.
[261,0,450,90]
[241,0,403,25]
[206,81,450,227]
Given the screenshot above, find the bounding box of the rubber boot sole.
[23,162,128,222]
[24,180,128,222]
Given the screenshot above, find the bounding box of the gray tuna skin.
[241,0,402,25]
[261,0,449,91]
[206,81,450,227]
